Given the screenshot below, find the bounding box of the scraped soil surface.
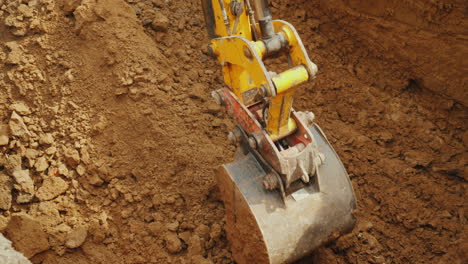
[0,0,466,264]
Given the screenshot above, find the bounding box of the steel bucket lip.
[217,124,357,264]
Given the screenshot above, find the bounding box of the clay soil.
[0,0,466,264]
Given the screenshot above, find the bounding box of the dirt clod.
[10,103,31,116]
[12,169,34,195]
[194,224,210,241]
[151,12,170,32]
[63,148,80,168]
[188,234,204,256]
[39,133,54,145]
[4,214,50,258]
[35,177,69,201]
[65,226,88,249]
[164,232,183,254]
[34,156,49,172]
[8,112,30,139]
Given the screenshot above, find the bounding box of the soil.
[0,0,466,264]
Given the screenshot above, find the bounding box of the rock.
[73,1,100,28]
[5,42,23,65]
[9,112,30,139]
[18,4,34,18]
[0,124,10,146]
[4,214,50,258]
[151,13,170,32]
[189,83,205,99]
[34,156,49,172]
[47,223,71,249]
[39,133,54,145]
[164,232,183,254]
[0,173,12,210]
[45,146,57,155]
[64,70,74,82]
[35,176,69,201]
[148,221,164,236]
[204,102,221,114]
[91,116,108,135]
[65,226,88,249]
[178,231,191,244]
[10,103,31,115]
[166,221,179,232]
[16,192,34,204]
[24,148,38,160]
[188,234,204,256]
[404,150,433,167]
[114,87,128,96]
[64,147,80,168]
[80,148,90,164]
[0,234,32,264]
[358,220,374,232]
[5,155,22,172]
[194,224,210,240]
[57,163,69,177]
[76,164,86,176]
[87,174,103,186]
[12,169,34,194]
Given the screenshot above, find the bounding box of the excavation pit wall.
[0,0,466,263]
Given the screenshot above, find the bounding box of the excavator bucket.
[216,124,357,264]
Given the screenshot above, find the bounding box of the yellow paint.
[266,89,297,141]
[271,66,309,95]
[211,37,269,106]
[252,41,266,58]
[208,1,316,141]
[266,65,308,140]
[273,21,318,77]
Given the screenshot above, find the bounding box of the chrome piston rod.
[251,0,275,39]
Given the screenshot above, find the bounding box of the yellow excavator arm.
[204,0,317,141]
[201,1,357,263]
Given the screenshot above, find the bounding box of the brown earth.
[0,0,466,264]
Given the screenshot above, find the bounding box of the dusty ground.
[0,0,466,264]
